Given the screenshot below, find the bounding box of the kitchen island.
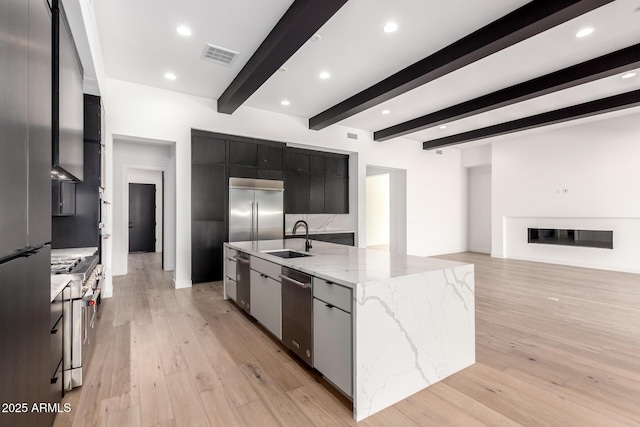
[223,239,475,421]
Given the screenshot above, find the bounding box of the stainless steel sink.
[261,249,313,259]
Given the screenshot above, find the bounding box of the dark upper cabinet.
[191,220,225,284]
[52,181,76,216]
[324,176,349,213]
[228,140,258,166]
[229,165,257,179]
[192,134,225,164]
[258,144,283,171]
[83,94,101,143]
[258,169,283,181]
[309,175,324,214]
[325,155,349,177]
[284,149,309,173]
[309,154,325,175]
[284,171,309,214]
[192,164,225,221]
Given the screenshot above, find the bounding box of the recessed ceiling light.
[278,67,288,73]
[176,26,191,37]
[310,34,322,42]
[381,109,390,115]
[635,7,640,15]
[164,72,176,80]
[383,22,398,33]
[621,72,637,79]
[281,100,290,106]
[319,71,330,79]
[439,125,447,129]
[575,27,594,38]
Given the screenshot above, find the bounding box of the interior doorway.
[128,183,156,253]
[365,166,407,255]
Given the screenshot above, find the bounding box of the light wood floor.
[54,252,640,427]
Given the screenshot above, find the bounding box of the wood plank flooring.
[54,252,640,426]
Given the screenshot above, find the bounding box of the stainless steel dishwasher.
[280,267,313,367]
[235,254,251,313]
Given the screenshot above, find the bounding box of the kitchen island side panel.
[354,264,475,421]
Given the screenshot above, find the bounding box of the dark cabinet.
[229,165,257,179]
[325,176,349,214]
[191,220,225,283]
[325,155,349,177]
[258,144,283,170]
[192,164,225,221]
[285,232,355,247]
[84,94,101,143]
[309,175,325,213]
[258,169,283,180]
[229,140,258,166]
[284,171,310,214]
[309,154,325,175]
[52,180,76,216]
[285,149,309,173]
[192,134,225,164]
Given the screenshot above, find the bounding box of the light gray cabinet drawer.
[313,277,352,313]
[224,246,237,260]
[313,298,352,397]
[225,257,236,279]
[224,276,237,301]
[250,270,282,339]
[250,256,281,281]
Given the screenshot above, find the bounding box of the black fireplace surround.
[528,228,613,249]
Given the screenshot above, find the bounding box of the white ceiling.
[93,0,640,146]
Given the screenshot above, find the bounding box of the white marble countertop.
[51,247,98,258]
[225,239,469,288]
[284,228,355,236]
[51,274,71,302]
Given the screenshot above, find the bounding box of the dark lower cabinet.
[324,176,349,213]
[191,220,225,283]
[286,232,355,247]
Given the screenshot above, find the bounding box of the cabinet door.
[313,299,352,397]
[324,155,348,177]
[258,144,283,171]
[309,154,325,175]
[257,169,283,181]
[309,175,324,214]
[83,95,101,143]
[250,270,282,339]
[191,220,225,283]
[191,164,225,220]
[192,135,225,164]
[0,0,29,259]
[229,165,258,179]
[229,140,258,166]
[284,171,309,214]
[284,149,309,173]
[324,176,348,213]
[312,233,354,247]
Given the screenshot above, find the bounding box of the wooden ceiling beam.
[375,43,640,141]
[308,0,614,130]
[422,89,640,150]
[217,0,348,115]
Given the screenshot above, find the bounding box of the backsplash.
[284,214,354,234]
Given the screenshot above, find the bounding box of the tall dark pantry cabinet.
[0,0,55,426]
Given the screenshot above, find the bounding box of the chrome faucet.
[293,220,312,252]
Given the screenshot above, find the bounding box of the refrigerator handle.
[255,201,259,241]
[250,202,255,241]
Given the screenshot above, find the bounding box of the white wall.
[113,139,175,277]
[491,112,640,273]
[366,174,390,247]
[102,78,468,294]
[127,169,163,253]
[468,165,491,253]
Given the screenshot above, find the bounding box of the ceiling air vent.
[347,132,358,140]
[201,44,239,66]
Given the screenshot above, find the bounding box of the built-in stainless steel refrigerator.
[229,178,284,242]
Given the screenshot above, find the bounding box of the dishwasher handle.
[279,274,309,289]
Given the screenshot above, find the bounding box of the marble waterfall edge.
[354,263,475,421]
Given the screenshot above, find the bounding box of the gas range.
[51,254,99,297]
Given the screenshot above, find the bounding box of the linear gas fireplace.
[528,228,613,249]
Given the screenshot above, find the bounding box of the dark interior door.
[129,183,156,253]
